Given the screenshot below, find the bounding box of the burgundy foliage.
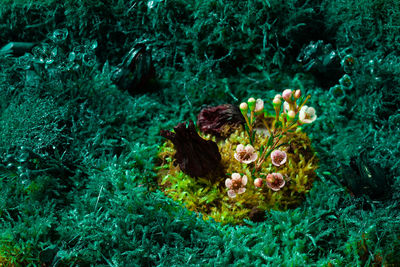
[160,120,221,177]
[197,104,245,137]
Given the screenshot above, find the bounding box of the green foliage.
[0,0,399,265]
[322,0,400,52]
[0,96,66,154]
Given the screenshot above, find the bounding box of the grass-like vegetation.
[0,0,399,265]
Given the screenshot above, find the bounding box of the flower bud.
[282,101,290,114]
[273,97,282,106]
[254,98,264,115]
[254,178,263,188]
[239,102,248,116]
[248,97,256,111]
[287,110,296,121]
[294,89,301,99]
[282,89,292,102]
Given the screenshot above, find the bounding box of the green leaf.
[259,145,265,157]
[274,142,288,150]
[274,120,282,129]
[267,134,274,147]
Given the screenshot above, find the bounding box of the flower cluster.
[225,89,317,197]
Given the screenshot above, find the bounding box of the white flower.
[234,144,258,164]
[271,150,287,167]
[225,173,248,198]
[265,173,286,191]
[299,105,317,124]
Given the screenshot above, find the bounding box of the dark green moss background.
[0,0,399,265]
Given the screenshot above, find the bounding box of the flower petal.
[228,189,236,198]
[234,153,241,162]
[238,187,246,194]
[231,173,241,181]
[236,144,245,153]
[279,179,286,188]
[241,175,248,186]
[245,145,255,154]
[283,101,290,113]
[299,106,307,121]
[271,161,280,167]
[225,178,232,188]
[242,153,258,164]
[266,181,281,191]
[307,107,316,117]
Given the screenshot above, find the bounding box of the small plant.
[157,89,319,225]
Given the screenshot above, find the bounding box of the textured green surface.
[0,0,399,265]
[157,125,319,225]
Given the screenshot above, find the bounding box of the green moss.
[0,239,36,266]
[156,117,319,225]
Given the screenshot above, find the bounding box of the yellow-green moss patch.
[156,121,318,225]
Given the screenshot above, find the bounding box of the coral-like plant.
[157,89,319,225]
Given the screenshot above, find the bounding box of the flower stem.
[261,118,272,137]
[255,120,296,172]
[297,95,311,113]
[243,112,254,145]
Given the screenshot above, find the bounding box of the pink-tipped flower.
[254,178,263,188]
[225,173,247,198]
[234,144,258,164]
[271,150,287,167]
[265,173,286,191]
[273,95,282,107]
[299,105,317,124]
[282,89,293,102]
[255,98,264,114]
[283,101,290,113]
[287,110,296,121]
[294,89,301,99]
[248,97,256,111]
[239,102,248,116]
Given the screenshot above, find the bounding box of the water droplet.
[52,28,69,43]
[91,40,98,50]
[147,1,155,8]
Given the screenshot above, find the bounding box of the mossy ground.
[156,118,318,225]
[1,0,399,265]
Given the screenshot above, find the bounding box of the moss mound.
[156,117,318,225]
